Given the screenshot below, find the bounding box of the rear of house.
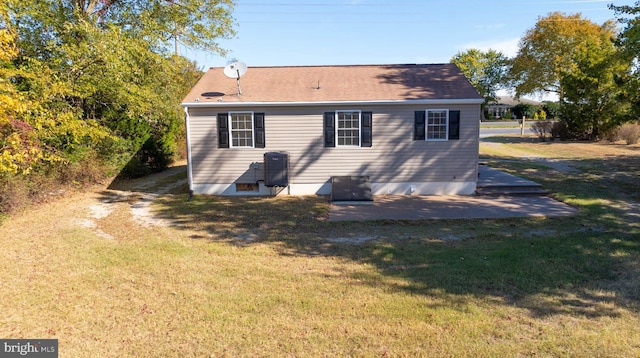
[181,64,482,196]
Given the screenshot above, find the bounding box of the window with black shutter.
[361,111,372,147]
[448,111,460,140]
[414,111,426,140]
[323,112,336,147]
[254,112,265,148]
[324,111,372,147]
[217,113,229,148]
[218,111,266,148]
[414,110,460,141]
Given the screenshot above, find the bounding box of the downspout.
[184,106,194,200]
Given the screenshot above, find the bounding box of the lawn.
[1,136,639,356]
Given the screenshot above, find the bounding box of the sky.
[183,0,634,72]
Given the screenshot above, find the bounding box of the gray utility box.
[264,152,289,187]
[331,176,372,202]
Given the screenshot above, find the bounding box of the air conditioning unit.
[264,152,289,187]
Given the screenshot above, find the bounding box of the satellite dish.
[223,61,247,95]
[224,61,247,79]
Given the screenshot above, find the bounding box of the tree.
[510,11,628,139]
[542,101,560,119]
[512,103,537,119]
[610,2,640,120]
[451,49,510,112]
[1,0,231,193]
[1,4,41,176]
[560,36,629,139]
[7,0,236,56]
[510,12,618,99]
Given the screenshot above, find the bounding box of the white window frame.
[335,110,362,147]
[229,111,254,148]
[426,109,449,141]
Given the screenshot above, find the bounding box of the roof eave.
[181,98,484,108]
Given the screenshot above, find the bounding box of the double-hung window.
[414,110,460,141]
[426,109,449,140]
[337,111,361,146]
[230,112,254,148]
[217,112,266,149]
[323,111,373,147]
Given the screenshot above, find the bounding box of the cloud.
[460,38,521,57]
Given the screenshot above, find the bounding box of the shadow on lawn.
[143,156,640,319]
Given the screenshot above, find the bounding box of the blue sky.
[184,0,634,69]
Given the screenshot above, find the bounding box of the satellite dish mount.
[223,61,248,96]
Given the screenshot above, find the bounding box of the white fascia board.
[181,98,484,108]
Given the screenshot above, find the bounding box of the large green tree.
[3,0,234,175]
[610,2,640,120]
[510,12,618,99]
[560,36,629,139]
[7,0,235,56]
[1,0,233,213]
[510,12,625,139]
[451,49,510,110]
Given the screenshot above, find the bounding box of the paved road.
[480,121,530,138]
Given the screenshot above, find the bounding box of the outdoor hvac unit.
[331,176,373,202]
[264,152,289,187]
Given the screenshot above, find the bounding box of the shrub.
[0,172,60,215]
[617,123,640,145]
[0,175,29,215]
[551,121,569,141]
[505,109,513,120]
[530,120,553,141]
[542,101,560,119]
[538,109,547,120]
[513,103,537,119]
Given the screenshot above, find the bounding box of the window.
[230,112,254,148]
[324,111,372,147]
[337,111,361,146]
[427,110,448,140]
[217,112,265,149]
[414,110,460,141]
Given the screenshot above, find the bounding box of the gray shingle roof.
[182,64,482,104]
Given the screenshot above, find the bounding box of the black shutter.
[217,113,229,148]
[324,112,335,147]
[414,111,426,140]
[449,110,460,140]
[361,111,372,147]
[254,112,265,148]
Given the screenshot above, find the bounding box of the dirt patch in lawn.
[76,163,189,239]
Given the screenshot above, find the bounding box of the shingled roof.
[182,64,482,105]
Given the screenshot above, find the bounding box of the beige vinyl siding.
[187,104,479,187]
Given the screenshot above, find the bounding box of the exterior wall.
[186,104,480,196]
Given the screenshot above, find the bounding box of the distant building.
[485,96,541,119]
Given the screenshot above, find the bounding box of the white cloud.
[460,37,521,58]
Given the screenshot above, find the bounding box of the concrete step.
[476,184,549,196]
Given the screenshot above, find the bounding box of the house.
[485,96,541,119]
[181,64,483,197]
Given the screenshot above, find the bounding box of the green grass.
[1,138,639,356]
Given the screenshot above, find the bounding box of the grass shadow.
[117,147,640,320]
[151,193,639,320]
